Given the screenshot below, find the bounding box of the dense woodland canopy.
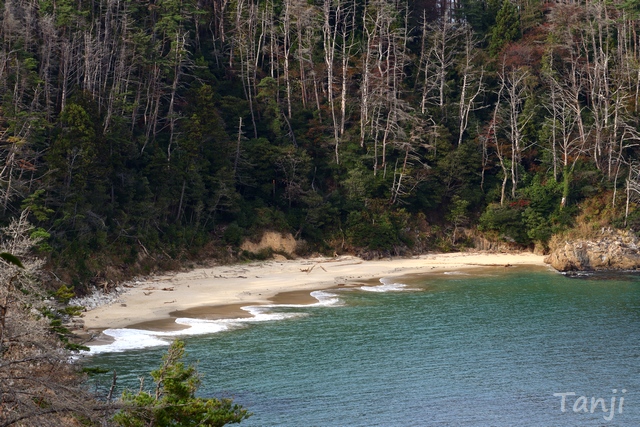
[2,0,640,288]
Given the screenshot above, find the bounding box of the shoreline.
[78,252,548,340]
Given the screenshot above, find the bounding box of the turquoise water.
[86,266,640,426]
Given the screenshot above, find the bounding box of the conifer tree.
[489,0,520,55]
[113,340,251,427]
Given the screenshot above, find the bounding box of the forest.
[3,0,640,424]
[1,0,640,290]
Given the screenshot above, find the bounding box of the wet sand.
[268,289,322,305]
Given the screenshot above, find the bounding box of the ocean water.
[85,266,640,426]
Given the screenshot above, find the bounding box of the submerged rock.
[545,229,640,271]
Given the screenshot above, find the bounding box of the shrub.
[478,203,530,245]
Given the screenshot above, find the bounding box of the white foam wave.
[87,320,237,354]
[310,290,342,306]
[86,291,342,355]
[239,306,304,321]
[174,318,234,333]
[360,278,408,292]
[443,271,470,275]
[88,329,175,354]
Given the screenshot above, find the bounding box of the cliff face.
[544,229,640,271]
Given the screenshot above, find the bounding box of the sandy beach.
[79,252,547,334]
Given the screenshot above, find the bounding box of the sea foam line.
[85,290,341,355]
[360,278,413,292]
[443,271,471,275]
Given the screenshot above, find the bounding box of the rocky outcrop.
[544,229,640,271]
[240,231,298,256]
[468,230,527,253]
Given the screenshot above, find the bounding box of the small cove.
[86,266,640,426]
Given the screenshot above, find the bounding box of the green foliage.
[41,309,90,352]
[45,102,100,227]
[432,142,484,207]
[251,207,290,232]
[446,195,470,244]
[82,366,110,376]
[256,77,283,137]
[50,0,80,28]
[479,203,530,244]
[343,168,369,208]
[489,0,521,55]
[113,340,251,427]
[1,0,625,284]
[521,207,552,243]
[479,174,573,247]
[29,227,52,252]
[346,202,412,251]
[60,305,84,316]
[520,0,544,34]
[519,174,562,244]
[240,248,274,261]
[64,341,91,352]
[0,252,24,268]
[619,0,640,16]
[54,284,75,303]
[459,0,502,35]
[223,223,244,246]
[22,190,54,222]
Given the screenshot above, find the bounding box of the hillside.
[1,0,639,290]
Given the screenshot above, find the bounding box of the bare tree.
[275,147,311,208]
[323,0,351,163]
[0,135,33,214]
[360,0,411,176]
[611,122,640,208]
[418,19,464,119]
[576,0,614,174]
[543,57,587,209]
[281,0,293,119]
[389,122,430,205]
[0,211,110,427]
[231,0,261,138]
[625,161,640,226]
[291,0,320,112]
[456,25,484,146]
[166,31,190,164]
[497,58,534,200]
[489,88,509,206]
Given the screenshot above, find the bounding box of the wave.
[258,290,342,309]
[85,290,341,355]
[443,271,471,276]
[87,329,174,354]
[360,278,411,292]
[86,321,235,355]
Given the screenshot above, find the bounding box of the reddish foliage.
[502,42,543,71]
[16,159,36,171]
[509,199,531,208]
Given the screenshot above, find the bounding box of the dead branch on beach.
[300,263,328,273]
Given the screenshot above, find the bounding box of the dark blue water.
[87,266,640,426]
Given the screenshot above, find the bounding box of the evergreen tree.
[489,0,521,55]
[113,340,251,427]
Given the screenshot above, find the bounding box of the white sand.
[80,252,548,332]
